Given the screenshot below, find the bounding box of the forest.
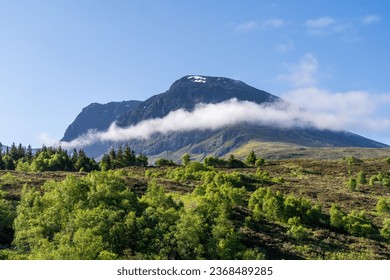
[0,144,389,260]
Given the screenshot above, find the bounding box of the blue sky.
[1,0,389,147]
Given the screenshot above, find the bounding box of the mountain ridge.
[61,100,141,142]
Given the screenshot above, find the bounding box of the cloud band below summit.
[59,98,345,149]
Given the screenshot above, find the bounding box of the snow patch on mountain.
[187,76,207,83]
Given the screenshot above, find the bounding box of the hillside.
[1,155,389,260]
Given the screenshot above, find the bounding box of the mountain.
[61,100,141,142]
[116,75,279,127]
[61,75,388,160]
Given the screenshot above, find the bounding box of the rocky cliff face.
[61,100,141,142]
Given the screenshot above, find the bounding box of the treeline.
[100,146,148,170]
[0,143,99,172]
[0,143,148,172]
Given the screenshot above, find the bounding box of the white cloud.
[282,87,390,133]
[59,98,355,149]
[275,39,294,53]
[305,15,380,41]
[261,18,285,29]
[278,53,318,87]
[234,21,258,32]
[39,133,59,147]
[279,54,390,138]
[359,14,381,25]
[234,18,285,32]
[305,16,336,29]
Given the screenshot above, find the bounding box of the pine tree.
[116,146,124,168]
[9,143,18,161]
[123,145,136,167]
[26,145,33,163]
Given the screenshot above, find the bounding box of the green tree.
[255,158,266,167]
[116,146,124,168]
[2,155,15,170]
[155,158,176,167]
[136,153,148,167]
[99,154,111,171]
[245,151,257,166]
[174,212,205,259]
[227,155,245,168]
[123,145,136,166]
[182,153,191,166]
[329,204,345,230]
[0,193,16,244]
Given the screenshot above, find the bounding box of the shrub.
[380,219,390,240]
[287,217,310,241]
[376,197,390,216]
[255,158,266,167]
[346,178,357,191]
[356,171,367,185]
[329,204,345,229]
[343,211,373,237]
[155,158,176,167]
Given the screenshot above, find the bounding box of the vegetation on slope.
[0,150,389,260]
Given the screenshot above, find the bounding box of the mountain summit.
[116,75,279,127]
[61,75,388,160]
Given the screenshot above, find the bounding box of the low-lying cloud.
[58,98,344,149]
[279,53,390,144]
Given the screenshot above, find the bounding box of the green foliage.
[287,217,310,241]
[369,172,390,187]
[155,158,176,167]
[204,156,228,168]
[330,204,345,229]
[385,157,390,164]
[0,172,19,185]
[343,211,373,237]
[0,192,16,244]
[204,155,245,169]
[10,168,257,260]
[380,219,390,240]
[0,145,100,173]
[227,154,245,168]
[255,158,266,167]
[249,188,322,226]
[356,170,367,185]
[343,156,362,166]
[15,160,31,172]
[182,153,191,166]
[376,197,390,216]
[245,151,257,166]
[329,204,373,237]
[13,171,139,259]
[100,145,148,170]
[346,178,357,191]
[167,162,213,182]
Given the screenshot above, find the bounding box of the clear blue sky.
[1,0,389,147]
